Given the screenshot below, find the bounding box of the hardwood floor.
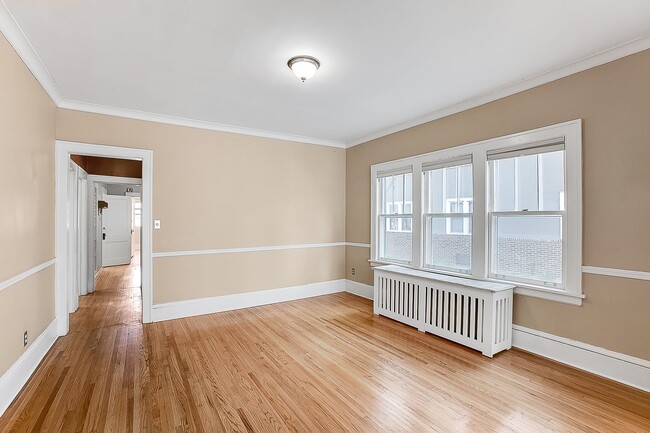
[1,263,649,432]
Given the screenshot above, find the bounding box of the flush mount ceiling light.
[287,55,320,82]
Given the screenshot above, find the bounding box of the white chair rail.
[373,265,514,357]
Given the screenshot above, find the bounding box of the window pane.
[378,172,412,215]
[491,150,564,211]
[445,166,457,203]
[492,215,563,285]
[404,173,412,205]
[450,216,464,234]
[379,176,391,213]
[426,216,472,272]
[425,163,473,214]
[458,164,472,198]
[394,174,404,205]
[540,151,565,211]
[379,216,412,263]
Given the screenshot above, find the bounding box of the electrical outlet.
[23,331,28,347]
[351,267,356,275]
[154,219,161,229]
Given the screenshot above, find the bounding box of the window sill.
[369,260,584,306]
[512,285,584,306]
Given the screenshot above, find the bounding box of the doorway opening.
[55,141,153,336]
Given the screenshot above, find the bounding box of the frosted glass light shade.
[287,56,320,82]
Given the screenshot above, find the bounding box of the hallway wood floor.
[1,263,649,432]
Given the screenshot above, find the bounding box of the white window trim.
[370,120,583,306]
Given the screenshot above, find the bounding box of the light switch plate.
[154,220,161,229]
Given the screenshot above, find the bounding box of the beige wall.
[0,34,57,376]
[346,49,650,360]
[0,268,55,375]
[155,247,344,304]
[56,109,347,303]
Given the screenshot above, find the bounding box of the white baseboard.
[152,279,347,322]
[345,280,374,299]
[512,325,650,392]
[0,319,58,416]
[153,279,377,322]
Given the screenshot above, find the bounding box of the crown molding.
[0,0,345,149]
[0,0,64,105]
[3,0,649,150]
[58,99,346,148]
[347,34,650,148]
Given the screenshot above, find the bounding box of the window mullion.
[472,151,487,279]
[412,165,422,269]
[537,155,543,211]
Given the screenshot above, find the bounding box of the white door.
[102,195,133,266]
[131,197,141,257]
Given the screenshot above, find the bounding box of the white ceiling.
[4,0,650,146]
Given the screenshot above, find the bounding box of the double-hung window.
[488,142,565,288]
[423,156,473,273]
[377,169,413,264]
[370,120,583,305]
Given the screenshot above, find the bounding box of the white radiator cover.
[374,265,514,357]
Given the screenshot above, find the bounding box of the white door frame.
[77,166,88,297]
[55,140,154,335]
[66,160,79,313]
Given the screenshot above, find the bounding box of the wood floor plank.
[1,260,650,432]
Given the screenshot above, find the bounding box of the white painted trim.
[152,242,349,258]
[370,120,583,305]
[152,279,346,322]
[514,286,584,306]
[347,34,650,147]
[0,259,55,293]
[59,100,346,148]
[0,319,58,417]
[0,1,64,105]
[512,325,650,393]
[87,175,142,185]
[582,266,650,281]
[56,140,154,335]
[345,280,374,299]
[345,242,371,248]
